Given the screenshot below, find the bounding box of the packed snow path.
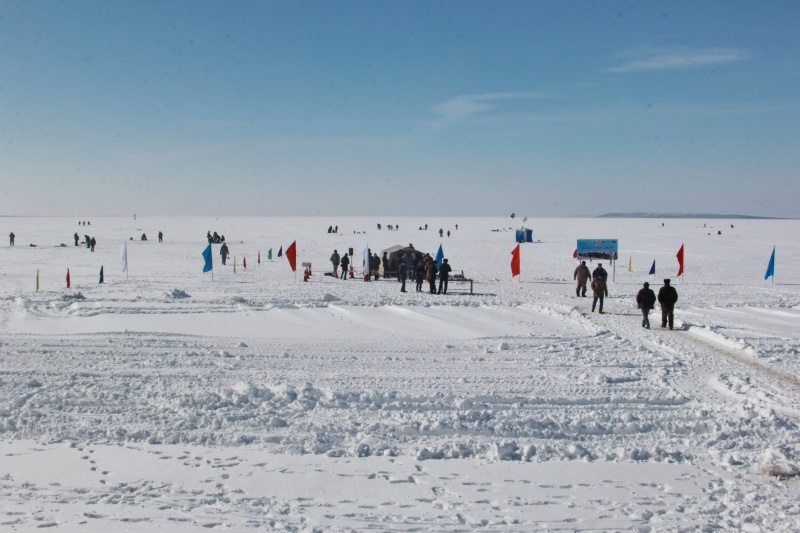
[1,216,799,530]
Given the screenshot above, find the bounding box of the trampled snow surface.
[1,216,799,531]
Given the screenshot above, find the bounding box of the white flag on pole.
[120,241,128,272]
[362,243,370,277]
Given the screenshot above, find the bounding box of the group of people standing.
[73,232,96,251]
[329,250,352,279]
[575,260,679,329]
[399,252,451,294]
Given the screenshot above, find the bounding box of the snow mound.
[165,288,190,299]
[59,292,85,301]
[759,448,800,478]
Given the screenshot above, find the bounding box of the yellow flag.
[628,257,632,272]
[36,269,40,291]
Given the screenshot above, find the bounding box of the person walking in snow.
[9,232,15,246]
[636,282,657,329]
[590,269,606,314]
[340,253,350,279]
[657,279,678,330]
[573,261,591,297]
[158,231,163,243]
[90,236,96,252]
[330,249,341,277]
[74,232,80,246]
[220,242,229,265]
[592,263,609,297]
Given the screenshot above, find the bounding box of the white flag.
[120,241,128,272]
[362,243,370,277]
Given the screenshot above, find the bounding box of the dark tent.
[382,245,426,277]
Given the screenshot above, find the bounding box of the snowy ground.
[1,216,799,531]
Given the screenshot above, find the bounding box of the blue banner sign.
[577,239,619,261]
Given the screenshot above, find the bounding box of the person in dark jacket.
[592,263,608,296]
[74,232,80,246]
[591,275,606,313]
[158,231,163,243]
[415,260,425,292]
[371,253,381,280]
[382,252,389,276]
[426,258,438,294]
[90,237,96,252]
[657,279,679,330]
[9,232,15,246]
[340,253,350,279]
[438,258,452,294]
[220,242,229,265]
[636,281,657,329]
[399,261,408,292]
[573,261,591,297]
[330,250,340,277]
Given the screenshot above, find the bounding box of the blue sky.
[1,1,798,217]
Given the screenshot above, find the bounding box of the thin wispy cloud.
[609,47,752,73]
[431,92,548,127]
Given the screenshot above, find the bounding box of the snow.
[1,216,799,531]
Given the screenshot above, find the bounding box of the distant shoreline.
[598,213,786,220]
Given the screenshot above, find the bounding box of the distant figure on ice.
[90,237,96,252]
[658,279,678,330]
[438,258,452,295]
[439,228,444,237]
[207,231,213,244]
[636,282,656,329]
[220,242,229,265]
[330,249,340,277]
[9,232,15,246]
[85,234,91,248]
[74,232,80,246]
[158,231,163,243]
[382,252,389,276]
[141,233,148,241]
[574,261,591,297]
[340,253,350,279]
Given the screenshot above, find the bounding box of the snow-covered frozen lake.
[1,216,799,531]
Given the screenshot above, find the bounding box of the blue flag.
[99,265,104,284]
[764,246,775,280]
[202,244,213,273]
[649,260,656,275]
[435,244,444,270]
[278,246,283,258]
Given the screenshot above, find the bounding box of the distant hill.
[598,213,782,220]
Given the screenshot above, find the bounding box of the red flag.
[66,268,71,288]
[286,241,297,272]
[510,244,521,277]
[572,249,578,259]
[243,257,247,269]
[676,244,684,276]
